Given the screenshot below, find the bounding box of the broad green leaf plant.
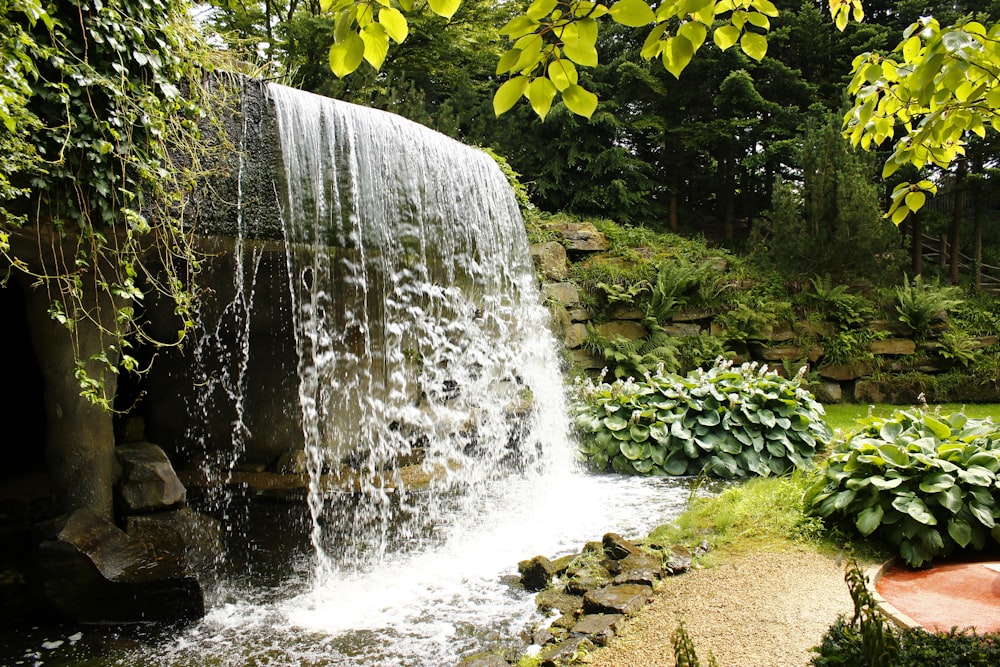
[321,0,861,120]
[807,408,1000,568]
[571,358,832,479]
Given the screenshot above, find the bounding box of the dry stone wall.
[530,222,999,404]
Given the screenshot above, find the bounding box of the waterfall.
[68,82,694,667]
[267,82,574,576]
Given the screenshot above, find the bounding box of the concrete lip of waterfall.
[177,461,454,497]
[868,557,1000,633]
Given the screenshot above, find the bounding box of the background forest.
[202,0,1000,289]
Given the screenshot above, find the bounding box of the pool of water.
[2,471,703,667]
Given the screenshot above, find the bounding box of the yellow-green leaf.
[427,0,461,20]
[329,32,365,78]
[360,23,389,69]
[640,23,669,60]
[378,7,408,43]
[905,190,926,212]
[713,24,740,51]
[678,21,707,52]
[526,0,557,20]
[563,83,598,119]
[548,58,579,90]
[493,76,529,116]
[891,203,910,225]
[500,15,539,38]
[740,31,767,61]
[663,35,694,78]
[608,0,655,27]
[750,0,778,17]
[527,76,558,119]
[564,38,599,67]
[496,48,521,75]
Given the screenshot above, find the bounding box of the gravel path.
[583,548,855,667]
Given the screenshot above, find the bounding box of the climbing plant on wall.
[0,0,215,407]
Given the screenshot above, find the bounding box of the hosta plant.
[806,409,1000,568]
[571,359,832,479]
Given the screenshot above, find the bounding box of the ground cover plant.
[806,408,1000,567]
[571,358,833,479]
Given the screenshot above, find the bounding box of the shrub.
[571,359,832,478]
[806,409,1000,568]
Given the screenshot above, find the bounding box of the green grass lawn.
[822,402,1000,437]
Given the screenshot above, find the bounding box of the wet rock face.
[36,509,204,624]
[116,442,187,513]
[519,555,556,592]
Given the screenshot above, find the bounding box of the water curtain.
[268,83,568,577]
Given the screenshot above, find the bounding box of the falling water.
[267,82,574,576]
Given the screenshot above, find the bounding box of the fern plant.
[895,274,964,340]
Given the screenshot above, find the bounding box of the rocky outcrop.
[36,509,204,624]
[515,532,708,666]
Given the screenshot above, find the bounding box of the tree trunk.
[974,181,984,293]
[910,211,923,276]
[949,160,966,284]
[18,275,122,520]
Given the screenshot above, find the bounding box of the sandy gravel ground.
[583,548,855,667]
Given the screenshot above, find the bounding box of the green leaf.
[360,23,390,69]
[378,7,409,43]
[923,414,951,439]
[620,441,643,460]
[663,35,694,79]
[608,0,655,27]
[427,0,461,19]
[563,38,599,68]
[947,517,973,548]
[547,59,579,90]
[526,76,558,120]
[329,32,365,78]
[918,472,954,494]
[856,504,884,536]
[629,422,650,442]
[493,76,528,116]
[969,502,996,528]
[935,485,963,513]
[739,31,768,61]
[561,83,599,118]
[713,25,740,51]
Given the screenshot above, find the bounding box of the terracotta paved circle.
[876,559,1000,633]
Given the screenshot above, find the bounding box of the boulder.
[535,588,586,617]
[519,555,556,591]
[613,552,662,586]
[870,339,917,355]
[115,442,186,513]
[542,282,582,307]
[36,509,204,624]
[817,361,875,381]
[537,636,595,667]
[549,222,609,252]
[123,507,223,577]
[570,613,623,646]
[583,583,651,616]
[602,533,640,560]
[530,241,569,281]
[564,323,589,349]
